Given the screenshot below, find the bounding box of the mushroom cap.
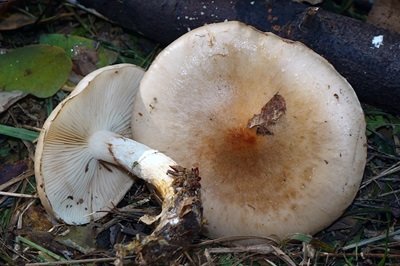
[35,64,145,225]
[131,21,367,239]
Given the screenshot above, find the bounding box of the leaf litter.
[1,1,400,265]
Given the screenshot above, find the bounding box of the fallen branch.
[77,0,400,114]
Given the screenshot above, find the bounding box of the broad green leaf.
[40,34,93,57]
[39,34,117,67]
[0,45,71,98]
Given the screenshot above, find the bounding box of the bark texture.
[79,0,400,114]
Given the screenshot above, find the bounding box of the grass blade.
[0,124,39,142]
[16,236,66,262]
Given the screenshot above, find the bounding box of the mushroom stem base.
[115,166,203,265]
[89,130,203,263]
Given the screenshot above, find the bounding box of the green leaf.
[288,233,336,252]
[17,236,67,261]
[0,45,71,98]
[39,34,117,67]
[288,233,313,243]
[366,114,387,135]
[0,124,39,142]
[365,109,400,135]
[0,145,11,157]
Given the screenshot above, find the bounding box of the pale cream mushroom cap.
[35,64,145,225]
[132,21,367,239]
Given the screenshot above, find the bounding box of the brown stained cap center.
[247,94,286,135]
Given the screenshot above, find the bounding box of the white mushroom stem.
[88,130,175,199]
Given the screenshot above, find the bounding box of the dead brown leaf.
[0,91,27,114]
[0,12,36,30]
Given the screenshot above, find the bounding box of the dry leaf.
[247,94,286,135]
[0,12,36,30]
[0,91,26,113]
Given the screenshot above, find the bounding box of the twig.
[17,199,36,230]
[289,251,400,259]
[342,229,400,250]
[64,0,113,23]
[379,187,400,198]
[269,245,297,266]
[367,145,400,160]
[360,161,400,189]
[0,191,38,198]
[207,244,296,266]
[207,245,274,255]
[192,235,279,247]
[25,256,136,265]
[318,252,400,259]
[203,249,215,266]
[63,5,96,36]
[232,253,258,266]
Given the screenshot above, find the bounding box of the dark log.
[79,0,400,114]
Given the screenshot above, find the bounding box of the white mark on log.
[371,35,383,48]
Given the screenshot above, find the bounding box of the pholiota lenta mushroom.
[132,21,367,240]
[34,64,202,262]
